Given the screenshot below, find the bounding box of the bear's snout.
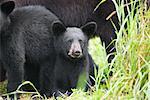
[68,42,83,58]
[68,50,83,58]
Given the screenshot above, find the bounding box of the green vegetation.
[0,0,150,100]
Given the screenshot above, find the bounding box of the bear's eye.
[79,39,83,43]
[68,39,73,43]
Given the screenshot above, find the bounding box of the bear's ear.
[81,22,97,38]
[52,21,66,37]
[0,1,15,16]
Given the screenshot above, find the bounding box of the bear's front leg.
[4,51,25,93]
[1,37,25,93]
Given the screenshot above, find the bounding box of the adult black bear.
[0,1,60,96]
[52,21,97,96]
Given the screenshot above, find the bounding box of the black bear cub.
[52,21,97,96]
[0,1,59,96]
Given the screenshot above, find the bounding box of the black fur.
[0,1,59,96]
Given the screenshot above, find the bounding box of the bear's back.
[5,6,59,61]
[10,6,58,32]
[14,0,98,27]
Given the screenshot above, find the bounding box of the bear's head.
[0,1,15,32]
[52,21,97,60]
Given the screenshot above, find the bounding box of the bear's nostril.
[74,51,81,56]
